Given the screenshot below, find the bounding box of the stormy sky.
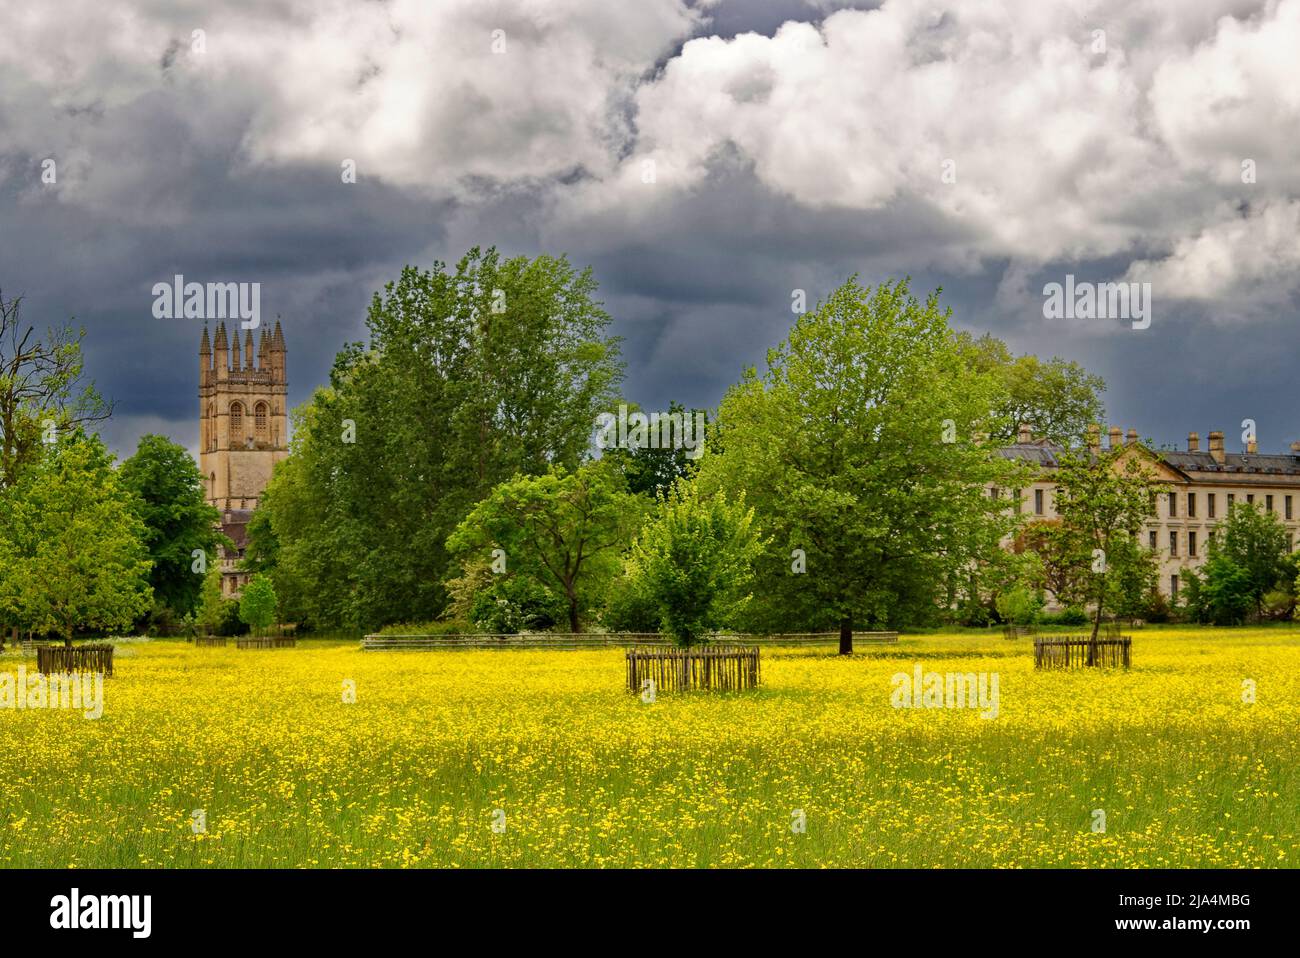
[2,0,1298,461]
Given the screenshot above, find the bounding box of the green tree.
[959,333,1106,445]
[447,460,646,633]
[1050,445,1158,642]
[1015,519,1092,608]
[1101,532,1159,622]
[626,480,764,646]
[238,574,278,635]
[248,247,624,631]
[197,564,226,636]
[119,434,226,617]
[697,277,1028,653]
[1210,502,1291,621]
[0,290,112,490]
[1,432,152,646]
[1184,555,1253,625]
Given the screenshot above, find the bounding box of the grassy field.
[1,627,1296,868]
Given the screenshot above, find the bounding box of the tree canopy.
[248,247,625,631]
[697,277,1029,652]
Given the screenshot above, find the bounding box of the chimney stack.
[1247,437,1258,454]
[1086,424,1100,454]
[1188,432,1200,452]
[1126,428,1138,446]
[1108,426,1123,450]
[1017,423,1032,444]
[1209,431,1225,464]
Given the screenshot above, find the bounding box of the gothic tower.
[199,321,288,595]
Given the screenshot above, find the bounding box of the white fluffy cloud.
[561,0,1300,311]
[3,0,1298,312]
[0,0,704,207]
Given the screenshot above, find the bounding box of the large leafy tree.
[697,277,1028,653]
[1050,445,1158,642]
[959,333,1106,446]
[446,460,646,633]
[0,290,112,490]
[1,432,152,646]
[119,434,226,617]
[251,247,625,631]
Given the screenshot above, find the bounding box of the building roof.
[997,439,1065,468]
[997,439,1300,477]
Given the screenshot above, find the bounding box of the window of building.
[1168,492,1177,517]
[1208,494,1216,519]
[1247,493,1255,504]
[1228,493,1235,507]
[1034,489,1044,515]
[1169,531,1178,556]
[1187,492,1195,518]
[1189,531,1197,557]
[1266,494,1274,512]
[1288,496,1294,520]
[1148,530,1157,551]
[990,486,1000,499]
[1171,575,1179,599]
[255,401,269,439]
[230,402,243,433]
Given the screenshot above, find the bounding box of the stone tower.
[199,321,288,595]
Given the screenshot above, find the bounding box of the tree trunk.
[568,603,580,635]
[64,619,74,649]
[1089,578,1104,665]
[839,615,853,656]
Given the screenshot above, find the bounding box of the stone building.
[198,321,288,596]
[997,424,1300,601]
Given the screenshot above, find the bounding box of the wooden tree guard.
[626,645,760,693]
[236,636,297,649]
[35,643,114,677]
[1034,635,1131,669]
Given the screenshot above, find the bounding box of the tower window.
[255,402,269,439]
[230,402,243,433]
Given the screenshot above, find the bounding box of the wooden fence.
[1034,635,1131,670]
[35,643,114,677]
[626,646,760,693]
[195,636,227,647]
[236,636,297,650]
[363,631,898,651]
